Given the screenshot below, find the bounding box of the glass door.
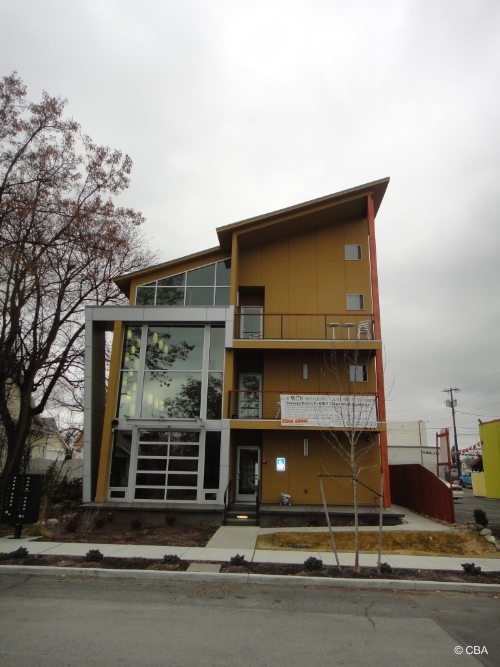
[236,446,260,501]
[238,374,262,418]
[240,306,263,339]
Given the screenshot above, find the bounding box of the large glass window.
[117,325,223,421]
[135,260,231,306]
[109,431,132,488]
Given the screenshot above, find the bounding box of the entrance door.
[236,446,260,501]
[238,374,262,419]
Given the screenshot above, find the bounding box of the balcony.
[228,389,379,428]
[234,311,377,345]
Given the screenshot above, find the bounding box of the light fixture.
[303,438,309,456]
[302,363,309,380]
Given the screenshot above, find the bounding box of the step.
[224,517,257,526]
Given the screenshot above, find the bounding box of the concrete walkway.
[1,505,499,573]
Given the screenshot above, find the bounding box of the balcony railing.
[228,389,378,423]
[234,312,375,341]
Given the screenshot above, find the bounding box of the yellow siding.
[261,431,380,505]
[479,420,500,499]
[238,222,371,317]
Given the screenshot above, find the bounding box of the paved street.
[0,574,498,667]
[453,488,500,527]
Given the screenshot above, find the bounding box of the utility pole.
[443,387,460,478]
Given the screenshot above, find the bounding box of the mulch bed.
[1,553,499,584]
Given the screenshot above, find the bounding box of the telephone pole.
[443,387,460,477]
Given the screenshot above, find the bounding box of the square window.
[349,364,368,382]
[347,294,364,310]
[345,244,362,260]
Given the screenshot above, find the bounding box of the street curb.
[2,565,500,593]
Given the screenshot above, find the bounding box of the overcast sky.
[2,0,499,450]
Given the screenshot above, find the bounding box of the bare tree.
[318,348,384,574]
[0,72,153,498]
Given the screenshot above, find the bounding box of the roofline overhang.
[216,177,390,249]
[113,176,390,293]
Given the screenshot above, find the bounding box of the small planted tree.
[317,347,386,575]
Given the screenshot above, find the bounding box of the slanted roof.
[113,177,389,293]
[216,177,389,250]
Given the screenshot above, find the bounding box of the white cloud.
[1,0,499,447]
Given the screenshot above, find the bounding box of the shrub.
[85,549,104,563]
[304,556,323,571]
[473,509,488,527]
[379,562,392,574]
[63,512,80,533]
[462,562,481,575]
[230,554,248,566]
[129,516,144,531]
[163,554,181,565]
[9,546,29,559]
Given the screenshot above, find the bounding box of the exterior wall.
[238,221,372,315]
[479,420,500,499]
[260,430,380,506]
[387,421,434,469]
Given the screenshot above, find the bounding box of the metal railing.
[222,480,232,525]
[234,312,375,341]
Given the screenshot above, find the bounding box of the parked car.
[459,473,472,489]
[445,481,464,499]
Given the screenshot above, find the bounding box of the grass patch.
[256,530,499,557]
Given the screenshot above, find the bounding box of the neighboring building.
[0,380,69,473]
[84,178,391,522]
[387,421,435,469]
[474,419,500,499]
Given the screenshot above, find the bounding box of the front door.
[236,446,260,501]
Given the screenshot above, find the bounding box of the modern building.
[84,178,391,524]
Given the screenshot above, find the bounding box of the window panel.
[169,444,199,457]
[146,326,203,371]
[215,260,231,285]
[168,474,197,486]
[209,327,225,370]
[166,489,197,500]
[155,287,185,305]
[214,286,230,305]
[135,488,165,500]
[118,371,138,418]
[158,273,186,287]
[187,264,215,286]
[136,473,166,486]
[137,458,168,471]
[109,431,132,487]
[138,443,169,456]
[185,286,214,305]
[136,286,155,305]
[345,244,362,260]
[168,459,198,472]
[204,432,221,489]
[122,327,142,370]
[347,294,364,310]
[207,372,223,419]
[141,371,202,418]
[349,364,368,382]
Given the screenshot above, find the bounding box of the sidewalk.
[1,505,499,573]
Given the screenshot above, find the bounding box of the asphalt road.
[453,488,500,529]
[0,574,499,667]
